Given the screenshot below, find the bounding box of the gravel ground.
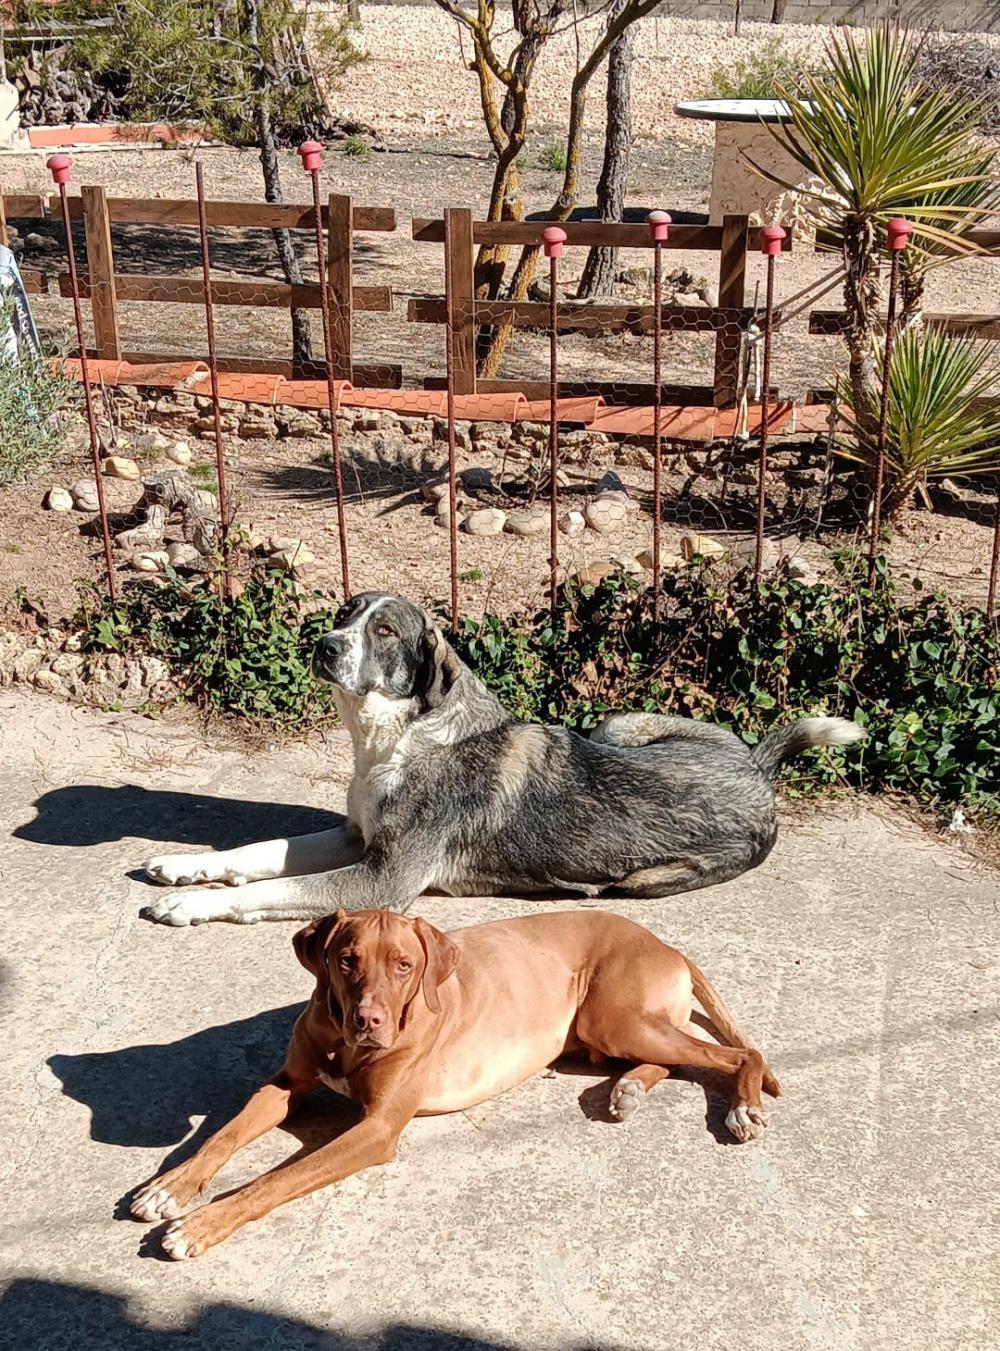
[1,13,999,619]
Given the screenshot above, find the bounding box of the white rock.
[584,496,627,534]
[609,553,642,576]
[165,441,192,466]
[70,479,100,512]
[636,548,688,571]
[558,510,586,537]
[505,507,549,537]
[136,429,170,452]
[44,486,73,512]
[421,479,450,504]
[166,542,202,567]
[197,489,217,511]
[681,533,728,561]
[104,455,141,481]
[270,545,316,571]
[268,534,304,553]
[464,507,507,536]
[135,551,169,573]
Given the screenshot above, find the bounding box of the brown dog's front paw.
[609,1076,645,1122]
[725,1103,767,1143]
[161,1203,236,1260]
[131,1165,205,1223]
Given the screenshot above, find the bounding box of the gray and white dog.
[141,591,865,926]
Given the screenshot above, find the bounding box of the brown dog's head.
[293,910,459,1050]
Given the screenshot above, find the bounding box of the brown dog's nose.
[354,1007,384,1032]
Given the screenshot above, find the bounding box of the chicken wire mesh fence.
[5,161,1000,628]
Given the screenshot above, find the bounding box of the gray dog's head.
[313,592,457,706]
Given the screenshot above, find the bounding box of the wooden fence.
[410,211,792,408]
[0,188,400,386]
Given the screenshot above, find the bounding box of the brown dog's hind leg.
[609,1064,671,1121]
[582,1019,769,1142]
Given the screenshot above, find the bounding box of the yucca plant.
[839,326,1000,521]
[759,23,997,440]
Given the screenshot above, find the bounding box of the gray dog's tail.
[751,716,866,780]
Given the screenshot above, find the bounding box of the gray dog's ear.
[293,909,347,978]
[412,916,459,1014]
[416,620,461,711]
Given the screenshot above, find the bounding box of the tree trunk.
[770,0,786,22]
[243,0,313,372]
[577,0,635,300]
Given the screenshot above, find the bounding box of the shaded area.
[0,1280,593,1351]
[14,784,342,850]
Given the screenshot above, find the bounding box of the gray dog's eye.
[374,624,396,639]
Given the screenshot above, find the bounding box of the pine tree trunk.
[243,0,313,372]
[577,1,635,300]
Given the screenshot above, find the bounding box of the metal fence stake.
[542,226,567,616]
[755,225,785,580]
[988,488,1000,619]
[868,217,912,587]
[46,154,118,602]
[194,161,233,600]
[646,211,671,616]
[298,140,350,600]
[443,208,462,633]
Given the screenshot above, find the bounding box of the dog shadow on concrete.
[14,782,341,856]
[1,1278,567,1351]
[48,999,361,1239]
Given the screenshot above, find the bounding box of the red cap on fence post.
[887,218,912,251]
[46,153,72,185]
[542,226,567,258]
[761,224,786,256]
[298,141,323,173]
[646,210,671,241]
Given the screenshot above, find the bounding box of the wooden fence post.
[444,206,476,395]
[81,185,121,360]
[713,212,749,409]
[326,193,353,381]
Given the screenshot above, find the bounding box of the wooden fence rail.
[1,189,399,383]
[411,212,788,407]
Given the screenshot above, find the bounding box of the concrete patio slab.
[1,687,997,1351]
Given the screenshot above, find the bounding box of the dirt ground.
[2,684,999,1350]
[1,13,999,618]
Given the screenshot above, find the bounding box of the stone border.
[0,630,178,708]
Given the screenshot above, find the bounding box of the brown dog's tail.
[684,956,781,1098]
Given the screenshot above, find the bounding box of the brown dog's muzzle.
[345,993,394,1049]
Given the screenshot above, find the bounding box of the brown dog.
[131,910,780,1258]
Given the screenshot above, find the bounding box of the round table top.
[674,98,792,124]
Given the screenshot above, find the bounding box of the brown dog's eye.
[339,955,354,972]
[397,958,413,974]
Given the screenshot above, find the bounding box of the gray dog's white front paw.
[140,891,235,926]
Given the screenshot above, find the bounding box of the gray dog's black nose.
[316,633,345,659]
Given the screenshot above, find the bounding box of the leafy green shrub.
[535,140,567,172]
[707,37,818,100]
[839,328,1000,520]
[79,565,337,727]
[342,134,371,160]
[0,339,80,487]
[454,557,1000,815]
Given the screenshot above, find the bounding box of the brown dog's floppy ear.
[413,916,459,1015]
[416,620,461,712]
[292,910,347,978]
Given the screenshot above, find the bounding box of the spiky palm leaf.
[760,23,996,265]
[839,326,1000,514]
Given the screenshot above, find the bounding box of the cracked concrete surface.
[1,687,998,1351]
